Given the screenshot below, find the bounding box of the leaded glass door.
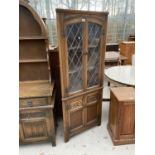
[87,21,103,88]
[65,22,84,94]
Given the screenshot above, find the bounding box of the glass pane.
[87,23,102,87]
[66,23,83,93]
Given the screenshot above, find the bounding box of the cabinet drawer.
[20,97,48,108]
[66,97,83,111]
[86,91,101,105]
[20,109,49,119]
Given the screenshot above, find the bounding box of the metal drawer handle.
[27,101,33,107]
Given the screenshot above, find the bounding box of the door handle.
[83,51,88,55]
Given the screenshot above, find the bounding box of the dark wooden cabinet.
[19,0,55,146]
[49,47,62,118]
[56,9,108,142]
[107,87,135,145]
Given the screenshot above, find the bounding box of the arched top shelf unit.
[19,0,48,39]
[19,0,51,82]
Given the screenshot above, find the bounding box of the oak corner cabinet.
[107,87,135,145]
[19,0,56,146]
[56,9,108,142]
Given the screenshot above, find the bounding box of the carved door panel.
[65,97,84,133]
[19,109,51,143]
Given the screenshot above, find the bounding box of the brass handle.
[83,51,88,55]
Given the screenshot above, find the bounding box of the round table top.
[105,65,135,86]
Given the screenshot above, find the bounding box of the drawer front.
[20,109,49,119]
[20,97,48,108]
[66,97,83,111]
[86,91,101,105]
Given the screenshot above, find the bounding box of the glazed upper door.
[64,19,84,94]
[87,20,103,88]
[64,17,104,95]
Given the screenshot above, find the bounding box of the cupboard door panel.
[87,22,102,88]
[86,91,99,104]
[66,97,84,132]
[69,109,84,131]
[85,91,101,125]
[87,104,98,124]
[20,118,49,142]
[65,22,84,93]
[119,103,135,139]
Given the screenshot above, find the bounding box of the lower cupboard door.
[86,103,99,125]
[66,97,84,133]
[68,109,85,133]
[85,91,101,126]
[19,117,50,143]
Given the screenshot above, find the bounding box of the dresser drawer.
[20,109,48,119]
[20,97,48,108]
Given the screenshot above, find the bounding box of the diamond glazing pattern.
[88,23,102,87]
[66,23,83,92]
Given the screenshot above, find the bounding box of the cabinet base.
[107,125,135,145]
[64,121,99,142]
[20,139,56,147]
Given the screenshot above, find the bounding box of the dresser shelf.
[19,36,48,40]
[19,59,48,63]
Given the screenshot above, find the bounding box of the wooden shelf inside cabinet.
[69,67,81,74]
[19,80,54,98]
[68,46,82,51]
[88,66,96,70]
[19,36,48,40]
[89,45,98,48]
[68,65,96,74]
[19,59,48,63]
[68,45,98,51]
